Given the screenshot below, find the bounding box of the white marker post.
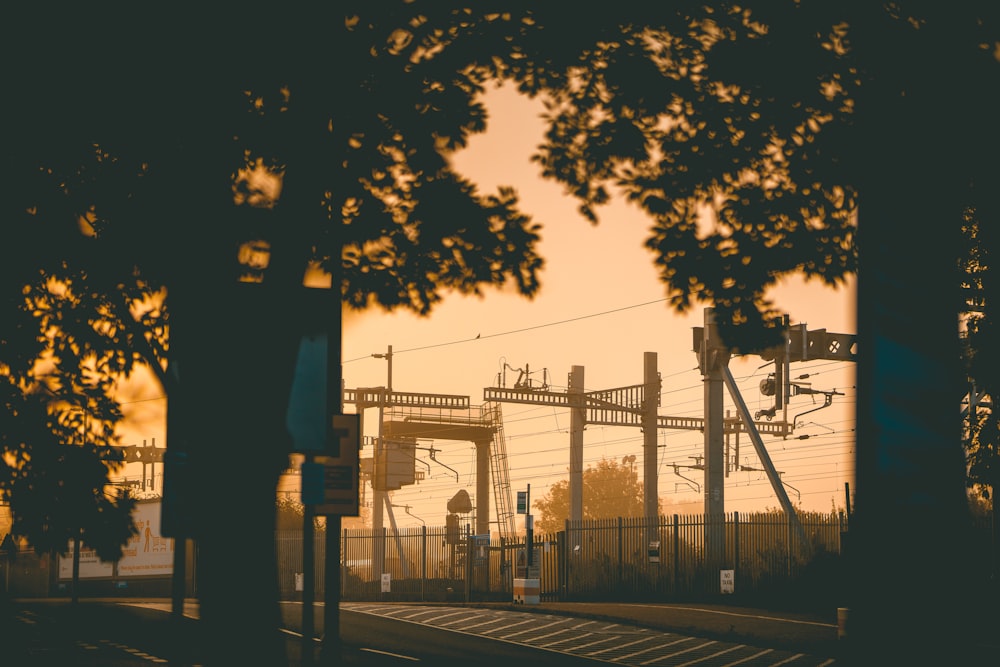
[513,485,540,604]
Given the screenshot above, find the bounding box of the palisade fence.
[274,511,994,607]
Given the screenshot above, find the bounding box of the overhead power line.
[344,297,670,362]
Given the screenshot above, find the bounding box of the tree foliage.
[2,5,550,663]
[474,2,861,351]
[534,457,658,533]
[5,1,1000,663]
[959,198,1000,628]
[962,207,1000,496]
[0,270,138,559]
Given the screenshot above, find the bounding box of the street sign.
[721,569,735,594]
[516,491,527,514]
[314,414,360,516]
[285,333,327,452]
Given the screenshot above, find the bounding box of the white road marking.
[640,640,718,665]
[720,648,774,667]
[618,605,836,629]
[360,647,420,661]
[672,643,746,667]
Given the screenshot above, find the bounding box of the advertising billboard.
[59,500,173,579]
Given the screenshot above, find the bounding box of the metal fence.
[274,510,994,607]
[557,511,849,603]
[277,511,846,603]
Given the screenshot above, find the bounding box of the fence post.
[787,515,793,579]
[380,527,387,601]
[499,536,506,594]
[464,524,473,602]
[421,525,426,602]
[733,511,740,592]
[617,517,624,584]
[673,514,680,595]
[557,530,567,600]
[839,510,847,557]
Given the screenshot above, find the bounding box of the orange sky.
[114,83,857,529]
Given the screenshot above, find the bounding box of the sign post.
[513,485,540,604]
[285,306,359,662]
[2,534,16,595]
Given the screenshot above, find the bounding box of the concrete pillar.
[475,440,490,537]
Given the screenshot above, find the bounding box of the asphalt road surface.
[3,598,850,666]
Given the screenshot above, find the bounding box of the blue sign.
[286,333,327,452]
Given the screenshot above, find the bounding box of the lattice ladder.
[485,401,516,542]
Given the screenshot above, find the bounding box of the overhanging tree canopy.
[4,2,999,664]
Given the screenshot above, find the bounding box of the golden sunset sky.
[114,84,857,530]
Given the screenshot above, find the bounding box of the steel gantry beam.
[344,386,515,542]
[483,387,792,435]
[486,352,733,527]
[344,387,473,536]
[344,388,470,410]
[485,352,797,528]
[486,309,853,572]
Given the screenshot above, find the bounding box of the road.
[3,598,845,666]
[341,603,842,666]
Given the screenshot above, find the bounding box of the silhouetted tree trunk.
[848,5,987,663]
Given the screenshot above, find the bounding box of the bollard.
[837,607,849,640]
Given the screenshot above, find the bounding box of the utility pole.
[699,309,728,571]
[642,352,659,536]
[372,345,392,532]
[370,346,392,578]
[373,345,393,393]
[568,366,585,524]
[525,484,532,567]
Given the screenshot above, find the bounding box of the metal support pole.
[700,309,727,570]
[642,352,659,530]
[568,365,585,524]
[723,365,810,554]
[475,441,491,537]
[373,388,386,578]
[525,484,532,567]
